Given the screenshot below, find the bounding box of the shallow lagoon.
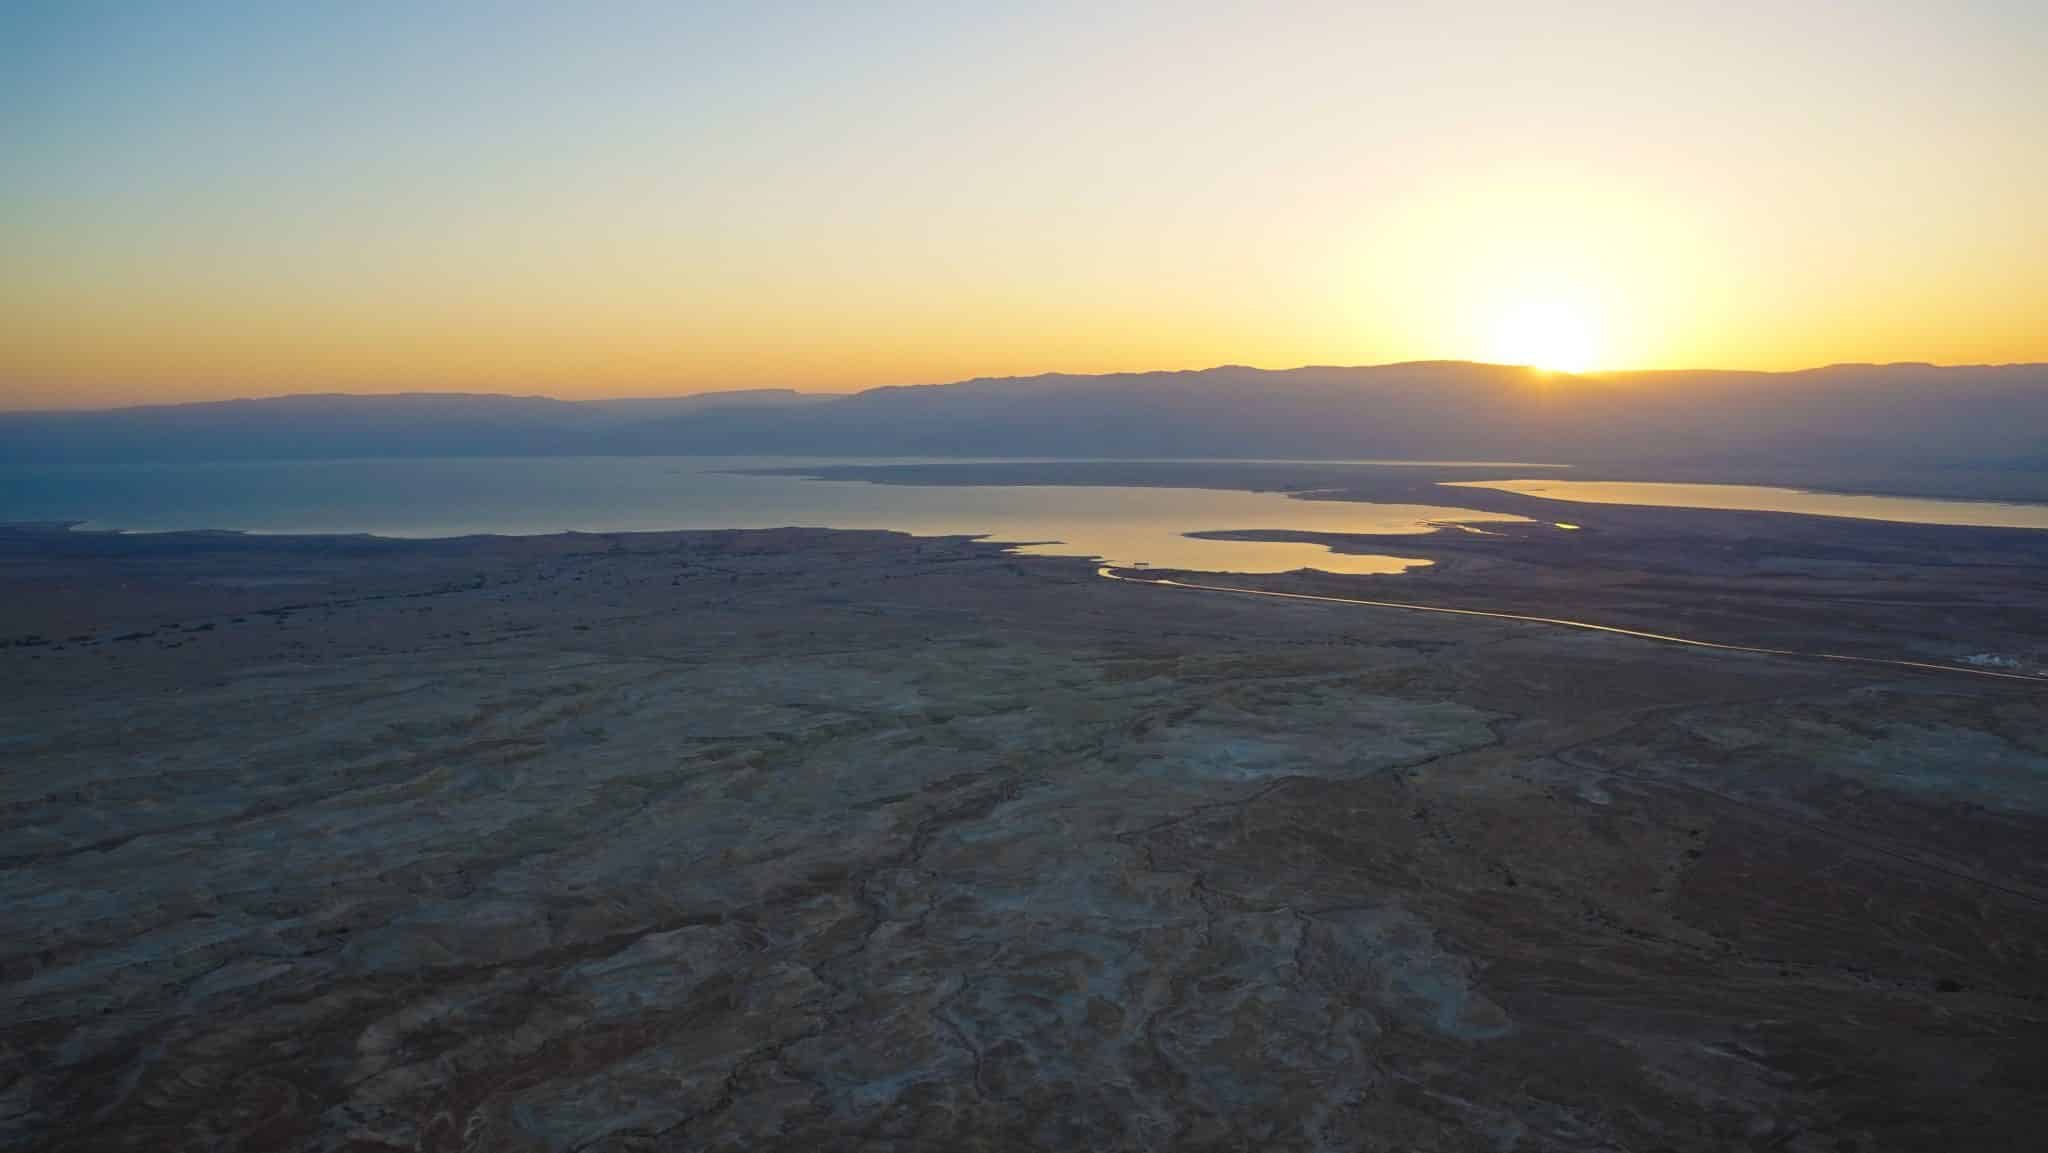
[1,456,1534,575]
[1445,478,2048,530]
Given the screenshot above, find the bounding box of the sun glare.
[1491,298,1601,374]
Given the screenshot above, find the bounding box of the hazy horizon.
[8,357,2048,414]
[9,9,2048,1145]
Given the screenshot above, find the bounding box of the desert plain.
[3,465,2046,1152]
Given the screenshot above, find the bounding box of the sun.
[1490,298,1602,374]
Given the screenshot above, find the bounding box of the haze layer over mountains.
[7,363,2044,494]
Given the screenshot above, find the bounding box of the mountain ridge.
[10,360,2043,415]
[4,363,2043,496]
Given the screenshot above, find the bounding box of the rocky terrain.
[3,510,2046,1151]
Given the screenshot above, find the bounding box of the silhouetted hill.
[5,364,2044,492]
[1,393,590,464]
[597,362,2048,481]
[578,390,832,424]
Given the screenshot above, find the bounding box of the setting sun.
[6,5,2048,1148]
[1490,298,1603,374]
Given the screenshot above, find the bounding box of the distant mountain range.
[5,363,2044,491]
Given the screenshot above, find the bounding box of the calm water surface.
[1445,479,2048,530]
[2,457,1535,575]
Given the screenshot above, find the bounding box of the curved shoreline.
[1442,478,2048,531]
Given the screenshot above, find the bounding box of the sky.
[2,1,2044,409]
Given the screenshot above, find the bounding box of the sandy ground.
[3,503,2046,1151]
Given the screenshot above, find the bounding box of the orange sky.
[4,3,2044,409]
